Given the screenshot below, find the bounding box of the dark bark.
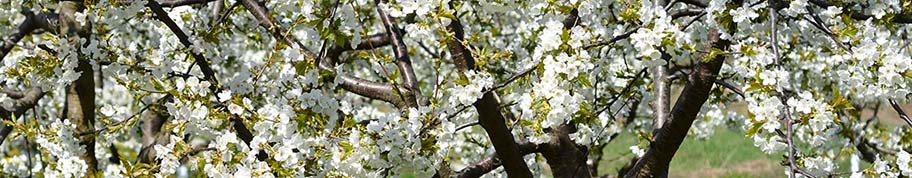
[455,142,540,178]
[539,125,591,178]
[1,10,58,61]
[444,3,533,177]
[624,30,730,178]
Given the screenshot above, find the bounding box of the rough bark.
[539,125,592,178]
[59,1,98,176]
[624,30,730,178]
[136,103,170,164]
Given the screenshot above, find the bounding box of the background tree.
[0,0,910,177]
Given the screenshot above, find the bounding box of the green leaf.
[745,121,764,137]
[577,75,592,88]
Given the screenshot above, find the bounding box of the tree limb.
[890,99,912,127]
[454,141,540,178]
[624,29,730,178]
[1,9,58,61]
[0,87,44,146]
[375,0,424,107]
[58,0,99,175]
[444,2,534,177]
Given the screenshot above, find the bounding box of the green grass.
[597,128,781,177]
[595,127,870,177]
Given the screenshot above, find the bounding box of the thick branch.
[443,2,534,177]
[455,142,540,178]
[625,29,729,178]
[1,10,58,61]
[59,0,99,176]
[539,124,592,178]
[652,52,671,131]
[0,87,44,146]
[136,103,170,164]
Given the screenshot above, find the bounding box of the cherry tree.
[0,0,910,177]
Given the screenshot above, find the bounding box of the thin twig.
[889,99,912,127]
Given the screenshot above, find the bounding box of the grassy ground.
[596,128,782,178]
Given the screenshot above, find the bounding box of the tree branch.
[624,29,730,177]
[59,0,98,175]
[239,0,409,108]
[443,2,534,177]
[677,0,708,8]
[454,141,540,178]
[890,99,912,127]
[375,0,423,107]
[652,51,671,131]
[0,87,44,146]
[1,9,58,61]
[146,0,266,160]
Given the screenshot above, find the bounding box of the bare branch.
[677,0,708,8]
[585,27,639,49]
[713,79,744,98]
[890,99,912,127]
[671,8,704,19]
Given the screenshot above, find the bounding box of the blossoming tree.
[0,0,910,177]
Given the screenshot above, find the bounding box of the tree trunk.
[540,124,591,178]
[60,1,97,176]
